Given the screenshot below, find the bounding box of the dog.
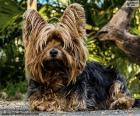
[23,3,140,111]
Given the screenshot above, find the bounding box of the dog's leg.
[27,79,48,111]
[27,79,66,111]
[29,91,47,111]
[109,80,135,109]
[29,92,66,111]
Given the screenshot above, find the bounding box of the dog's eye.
[60,42,64,48]
[56,40,64,48]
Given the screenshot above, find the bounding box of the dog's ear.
[60,3,86,39]
[23,9,46,46]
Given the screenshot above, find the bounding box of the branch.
[96,1,140,64]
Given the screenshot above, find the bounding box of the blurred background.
[0,0,140,100]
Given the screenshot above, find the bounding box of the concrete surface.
[0,101,140,116]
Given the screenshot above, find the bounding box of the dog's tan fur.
[23,4,88,84]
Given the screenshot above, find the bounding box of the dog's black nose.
[50,48,58,57]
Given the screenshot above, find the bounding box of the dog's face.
[23,4,88,86]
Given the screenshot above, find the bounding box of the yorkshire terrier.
[23,3,140,111]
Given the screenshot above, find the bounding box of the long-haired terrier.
[23,3,140,111]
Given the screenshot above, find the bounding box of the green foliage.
[131,8,140,35]
[0,0,23,29]
[0,81,27,100]
[0,0,140,99]
[0,0,25,99]
[0,15,23,83]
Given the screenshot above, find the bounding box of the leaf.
[0,0,23,29]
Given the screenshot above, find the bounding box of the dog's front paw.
[30,99,61,112]
[29,93,66,112]
[109,97,135,110]
[35,104,46,111]
[34,103,57,111]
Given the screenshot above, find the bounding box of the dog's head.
[23,3,88,86]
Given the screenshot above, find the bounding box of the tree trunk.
[96,1,140,64]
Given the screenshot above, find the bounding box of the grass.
[0,80,27,100]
